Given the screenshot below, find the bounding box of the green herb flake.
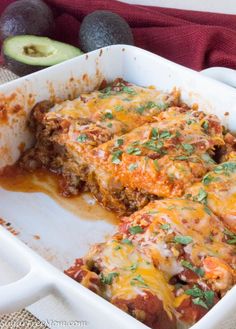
[174,235,193,245]
[114,245,122,251]
[214,162,236,175]
[153,159,160,171]
[185,286,204,298]
[182,143,195,155]
[115,138,124,147]
[114,105,124,111]
[185,285,214,309]
[129,225,144,235]
[122,238,133,245]
[204,207,212,215]
[104,112,114,119]
[181,260,205,277]
[127,263,138,271]
[122,86,137,95]
[126,147,142,155]
[128,162,139,172]
[223,228,236,245]
[204,290,214,307]
[107,123,113,128]
[77,134,88,143]
[201,153,216,164]
[151,127,159,139]
[202,174,216,185]
[130,274,148,287]
[111,150,123,164]
[142,140,163,153]
[175,155,189,161]
[159,130,172,139]
[194,188,208,205]
[101,272,119,285]
[192,297,208,309]
[160,223,171,230]
[202,121,209,130]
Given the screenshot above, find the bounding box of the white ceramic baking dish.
[0,45,235,329]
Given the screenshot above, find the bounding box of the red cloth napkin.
[1,0,236,71]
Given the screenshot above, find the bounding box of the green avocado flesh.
[3,35,83,67]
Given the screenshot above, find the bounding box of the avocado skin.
[79,10,134,52]
[4,54,47,76]
[0,0,54,41]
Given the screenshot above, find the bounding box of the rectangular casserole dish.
[0,45,235,329]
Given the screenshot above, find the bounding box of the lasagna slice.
[21,79,178,195]
[65,238,177,329]
[185,160,236,233]
[86,107,224,214]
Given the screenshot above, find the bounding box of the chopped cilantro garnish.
[214,162,236,175]
[153,159,160,171]
[127,263,138,271]
[122,238,132,245]
[77,134,88,143]
[130,274,148,287]
[146,101,158,109]
[202,174,216,185]
[175,155,189,160]
[101,272,119,285]
[192,297,208,309]
[160,223,171,230]
[128,162,139,171]
[185,285,214,309]
[136,105,146,114]
[159,131,172,139]
[111,150,123,164]
[194,188,208,205]
[104,112,114,119]
[115,138,124,147]
[204,207,212,215]
[151,127,159,139]
[114,245,122,250]
[174,235,193,245]
[182,143,195,155]
[223,228,236,245]
[126,147,141,155]
[129,225,144,234]
[204,290,215,308]
[202,121,209,130]
[181,260,205,277]
[187,119,195,125]
[201,153,216,164]
[107,123,113,128]
[122,86,137,95]
[143,140,163,153]
[114,105,124,111]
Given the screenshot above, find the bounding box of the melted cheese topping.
[120,199,235,277]
[86,240,175,318]
[87,108,224,199]
[186,161,236,233]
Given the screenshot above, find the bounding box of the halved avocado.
[3,35,83,76]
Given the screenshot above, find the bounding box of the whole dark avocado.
[0,0,55,41]
[79,10,134,52]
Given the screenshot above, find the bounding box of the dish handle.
[0,267,52,314]
[201,67,236,88]
[0,227,53,314]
